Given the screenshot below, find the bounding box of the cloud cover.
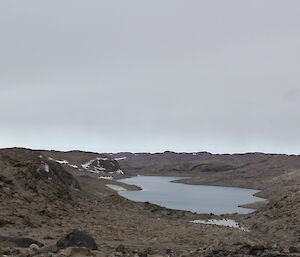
[1,0,300,154]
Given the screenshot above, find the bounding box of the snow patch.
[81,157,124,175]
[191,219,249,231]
[48,157,79,169]
[99,176,113,180]
[115,169,124,175]
[106,184,127,191]
[37,163,50,173]
[68,164,78,169]
[81,157,107,170]
[48,157,68,164]
[114,157,127,161]
[44,164,50,173]
[98,157,109,161]
[56,159,69,164]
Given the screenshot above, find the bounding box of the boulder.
[0,235,44,248]
[289,246,300,253]
[249,244,265,256]
[29,243,40,252]
[56,229,98,250]
[115,244,125,253]
[38,243,59,254]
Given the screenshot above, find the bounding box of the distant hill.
[108,151,300,198]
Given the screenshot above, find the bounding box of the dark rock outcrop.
[0,235,44,248]
[56,229,98,250]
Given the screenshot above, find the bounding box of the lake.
[118,176,263,214]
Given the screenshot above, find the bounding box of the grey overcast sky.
[1,0,300,154]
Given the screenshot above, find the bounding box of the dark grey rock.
[0,235,44,248]
[249,245,266,256]
[289,246,300,253]
[56,229,98,250]
[115,244,125,253]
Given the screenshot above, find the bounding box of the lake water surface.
[118,176,263,214]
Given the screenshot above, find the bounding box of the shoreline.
[114,175,265,215]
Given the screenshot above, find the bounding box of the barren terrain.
[0,148,299,256]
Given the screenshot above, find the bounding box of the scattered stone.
[38,243,59,254]
[231,240,244,246]
[249,244,265,255]
[0,219,14,227]
[0,235,44,248]
[29,243,40,252]
[165,249,173,254]
[115,244,125,253]
[60,247,93,257]
[0,247,20,256]
[289,246,300,253]
[56,229,98,250]
[43,235,55,240]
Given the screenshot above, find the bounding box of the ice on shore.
[191,219,249,231]
[106,184,127,191]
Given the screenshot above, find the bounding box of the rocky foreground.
[0,148,299,257]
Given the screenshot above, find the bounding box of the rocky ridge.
[41,150,125,177]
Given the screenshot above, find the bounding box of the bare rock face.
[0,148,80,198]
[56,229,98,250]
[0,148,81,229]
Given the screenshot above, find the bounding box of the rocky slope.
[0,148,80,231]
[1,148,300,256]
[244,189,300,246]
[41,150,125,177]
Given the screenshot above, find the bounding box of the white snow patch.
[98,157,109,161]
[82,157,107,170]
[37,163,50,173]
[81,163,90,169]
[81,159,95,169]
[81,157,123,175]
[191,219,249,231]
[48,157,79,169]
[115,169,124,175]
[48,157,68,164]
[68,164,78,169]
[106,184,127,191]
[99,176,113,180]
[44,164,50,173]
[114,157,127,161]
[56,159,69,164]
